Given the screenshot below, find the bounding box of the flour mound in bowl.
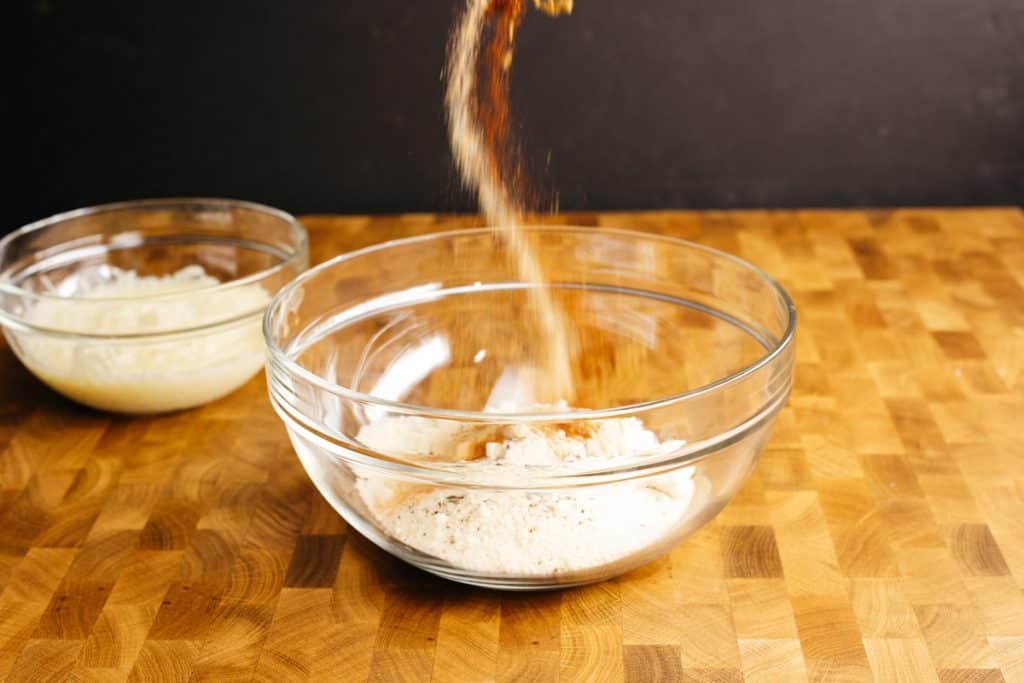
[355,411,696,576]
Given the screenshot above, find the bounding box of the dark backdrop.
[7,1,1024,228]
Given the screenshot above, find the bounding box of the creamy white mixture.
[14,265,269,414]
[356,412,696,576]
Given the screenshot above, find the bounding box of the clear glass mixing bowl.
[265,226,795,589]
[0,198,308,413]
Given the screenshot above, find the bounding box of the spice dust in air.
[445,0,578,405]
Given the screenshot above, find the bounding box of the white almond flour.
[15,265,269,414]
[356,412,696,576]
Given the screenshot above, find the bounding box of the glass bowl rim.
[0,197,308,338]
[263,224,797,423]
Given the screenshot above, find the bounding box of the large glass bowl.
[265,226,795,589]
[0,198,308,413]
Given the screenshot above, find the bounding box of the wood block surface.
[1,209,1022,681]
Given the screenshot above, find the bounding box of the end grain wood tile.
[915,604,997,670]
[496,649,560,682]
[963,577,1024,638]
[308,620,378,681]
[0,600,46,679]
[137,502,200,551]
[146,583,221,641]
[190,600,274,681]
[623,645,683,683]
[433,594,500,683]
[559,582,623,681]
[791,595,869,668]
[331,535,388,624]
[848,579,920,638]
[620,577,682,645]
[738,638,808,683]
[283,534,345,588]
[5,638,82,683]
[864,638,940,683]
[719,526,784,579]
[933,331,989,360]
[77,604,156,669]
[677,605,741,668]
[105,550,183,607]
[1,547,77,603]
[373,587,444,651]
[127,640,201,683]
[222,545,291,604]
[768,491,846,596]
[946,524,1012,577]
[899,548,973,606]
[669,527,730,605]
[987,638,1024,683]
[251,588,331,681]
[498,592,562,680]
[727,579,799,639]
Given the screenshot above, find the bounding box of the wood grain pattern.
[1,208,1023,682]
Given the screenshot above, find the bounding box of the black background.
[7,1,1024,229]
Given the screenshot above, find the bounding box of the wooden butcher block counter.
[0,209,1022,682]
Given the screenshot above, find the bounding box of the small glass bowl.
[0,198,308,414]
[264,226,795,589]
